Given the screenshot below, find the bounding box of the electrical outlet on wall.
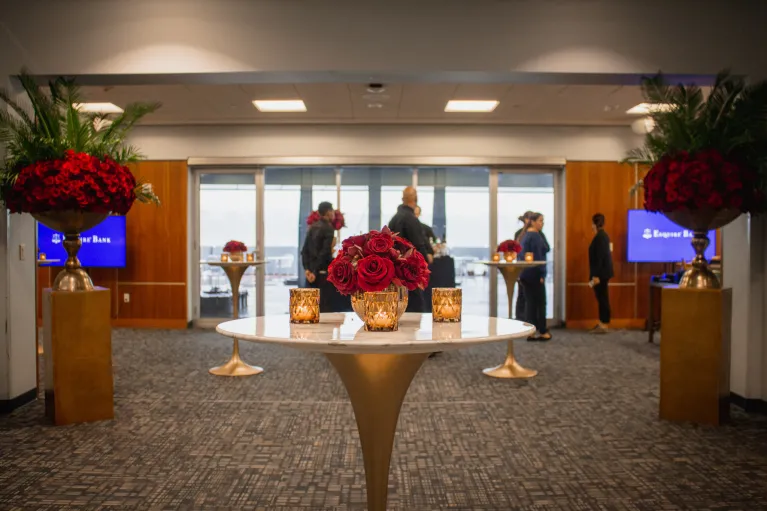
[123,293,130,303]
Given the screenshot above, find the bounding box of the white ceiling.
[80,83,647,126]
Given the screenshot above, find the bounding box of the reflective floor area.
[3,329,766,510]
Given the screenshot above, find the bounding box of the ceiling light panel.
[73,102,124,113]
[626,103,674,115]
[253,100,307,112]
[444,100,499,112]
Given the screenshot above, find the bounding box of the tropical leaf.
[0,69,161,205]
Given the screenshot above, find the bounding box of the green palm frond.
[0,69,161,203]
[624,70,767,187]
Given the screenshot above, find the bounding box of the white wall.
[130,124,642,161]
[1,0,765,78]
[723,215,767,400]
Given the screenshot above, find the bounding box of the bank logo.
[51,233,62,245]
[642,228,652,240]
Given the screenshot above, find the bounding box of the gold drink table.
[202,260,265,376]
[478,260,546,379]
[216,313,534,511]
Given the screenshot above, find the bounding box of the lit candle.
[246,253,255,262]
[39,253,46,261]
[440,304,460,320]
[504,252,516,262]
[491,253,501,262]
[372,311,393,329]
[293,305,315,322]
[221,253,229,262]
[524,252,534,262]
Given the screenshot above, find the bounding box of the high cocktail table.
[217,312,535,511]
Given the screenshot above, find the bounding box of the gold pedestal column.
[209,264,263,376]
[326,352,429,511]
[482,265,537,379]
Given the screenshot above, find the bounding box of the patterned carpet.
[1,327,767,510]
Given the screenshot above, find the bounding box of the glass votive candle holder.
[363,291,399,332]
[246,253,255,262]
[220,253,229,262]
[491,252,501,262]
[432,288,462,323]
[290,288,320,324]
[504,252,516,262]
[39,252,47,261]
[524,252,534,262]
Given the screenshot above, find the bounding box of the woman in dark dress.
[519,212,551,341]
[588,213,613,334]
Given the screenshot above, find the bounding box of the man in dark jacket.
[414,205,436,255]
[388,187,434,312]
[588,213,614,334]
[301,201,336,312]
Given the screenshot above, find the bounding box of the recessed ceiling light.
[367,103,384,109]
[626,103,674,115]
[445,100,499,113]
[252,100,307,112]
[73,102,124,114]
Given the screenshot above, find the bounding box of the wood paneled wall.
[565,161,665,329]
[37,161,188,329]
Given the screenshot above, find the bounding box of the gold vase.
[32,210,110,292]
[664,208,740,289]
[351,283,408,322]
[228,252,244,262]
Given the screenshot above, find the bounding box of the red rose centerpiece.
[306,209,346,231]
[328,226,430,322]
[497,239,522,261]
[626,70,767,288]
[223,240,248,261]
[0,71,160,291]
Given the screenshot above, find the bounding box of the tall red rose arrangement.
[644,150,764,213]
[497,239,522,254]
[5,151,140,214]
[327,226,430,295]
[306,210,346,230]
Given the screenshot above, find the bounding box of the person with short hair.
[589,213,614,334]
[301,201,336,312]
[388,187,434,312]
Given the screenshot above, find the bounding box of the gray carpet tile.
[1,328,767,510]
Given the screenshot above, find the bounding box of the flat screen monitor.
[37,215,127,268]
[627,210,716,263]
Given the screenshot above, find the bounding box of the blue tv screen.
[38,216,127,268]
[627,210,716,263]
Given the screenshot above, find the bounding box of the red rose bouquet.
[0,71,160,213]
[6,151,141,214]
[626,71,767,215]
[306,210,346,230]
[327,226,430,295]
[497,239,522,253]
[224,240,248,253]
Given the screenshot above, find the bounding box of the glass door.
[493,171,556,319]
[196,172,259,322]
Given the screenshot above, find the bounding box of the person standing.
[588,213,613,334]
[519,213,551,341]
[301,201,336,312]
[414,205,436,256]
[514,211,551,320]
[388,187,434,312]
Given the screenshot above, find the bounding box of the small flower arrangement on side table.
[497,239,522,262]
[223,240,248,262]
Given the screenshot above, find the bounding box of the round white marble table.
[478,260,546,379]
[217,312,535,511]
[201,260,266,376]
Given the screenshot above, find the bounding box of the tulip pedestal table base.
[202,260,265,377]
[216,313,534,511]
[479,261,545,379]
